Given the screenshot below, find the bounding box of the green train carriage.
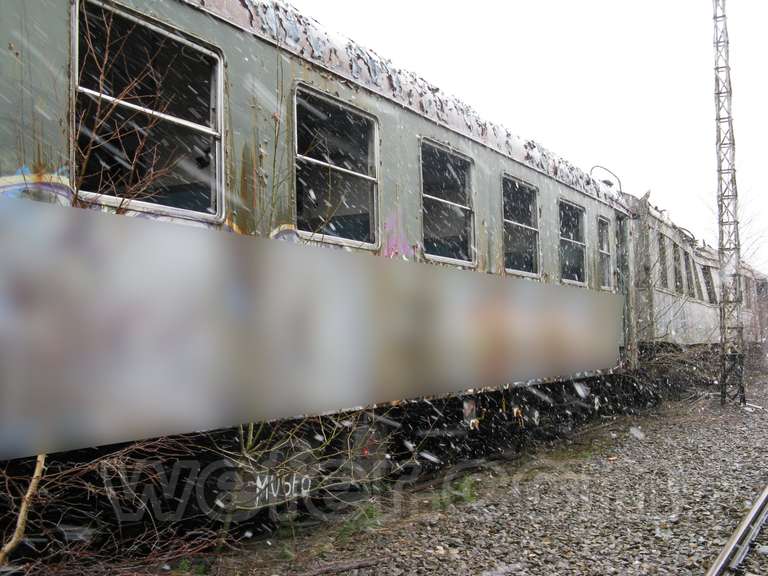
[1,0,765,455]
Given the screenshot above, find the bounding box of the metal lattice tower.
[713,0,745,405]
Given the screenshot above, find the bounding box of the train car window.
[598,218,612,289]
[421,142,473,262]
[672,243,684,295]
[683,252,696,299]
[657,233,669,289]
[76,2,221,217]
[693,263,704,301]
[703,266,718,304]
[502,177,538,274]
[295,89,377,244]
[559,201,586,283]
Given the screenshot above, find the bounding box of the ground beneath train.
[192,373,768,576]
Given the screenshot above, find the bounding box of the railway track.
[706,484,768,575]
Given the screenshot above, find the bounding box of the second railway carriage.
[626,193,722,347]
[626,190,767,350]
[0,0,766,462]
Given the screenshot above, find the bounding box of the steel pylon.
[713,0,745,405]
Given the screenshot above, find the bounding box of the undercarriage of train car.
[0,363,714,566]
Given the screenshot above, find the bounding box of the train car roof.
[628,194,762,274]
[181,0,626,209]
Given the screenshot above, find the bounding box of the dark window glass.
[79,4,216,127]
[77,97,216,212]
[421,143,473,262]
[296,91,375,176]
[76,2,219,214]
[504,223,538,274]
[684,253,696,298]
[295,161,375,243]
[561,241,586,283]
[559,202,584,243]
[673,244,684,294]
[421,143,471,207]
[693,263,704,301]
[422,196,472,261]
[502,178,538,274]
[503,179,537,228]
[658,233,669,289]
[559,202,585,283]
[703,266,718,304]
[295,90,376,243]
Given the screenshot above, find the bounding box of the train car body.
[626,190,765,350]
[626,194,721,347]
[2,0,633,286]
[0,0,764,461]
[0,2,633,350]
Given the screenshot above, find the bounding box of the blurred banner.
[0,199,623,460]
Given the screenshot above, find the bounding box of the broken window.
[502,177,538,274]
[657,233,669,289]
[559,201,586,283]
[598,218,612,289]
[295,89,377,244]
[672,243,684,295]
[421,142,473,262]
[683,252,696,299]
[703,265,718,304]
[76,1,221,216]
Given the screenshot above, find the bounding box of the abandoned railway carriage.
[625,191,766,349]
[0,0,766,462]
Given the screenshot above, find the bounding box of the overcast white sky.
[289,0,767,270]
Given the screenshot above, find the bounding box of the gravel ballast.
[222,375,768,576]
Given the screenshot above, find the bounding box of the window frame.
[292,83,381,250]
[558,199,588,287]
[501,174,540,279]
[597,216,613,290]
[418,137,476,268]
[72,0,226,224]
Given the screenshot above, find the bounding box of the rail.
[705,484,768,575]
